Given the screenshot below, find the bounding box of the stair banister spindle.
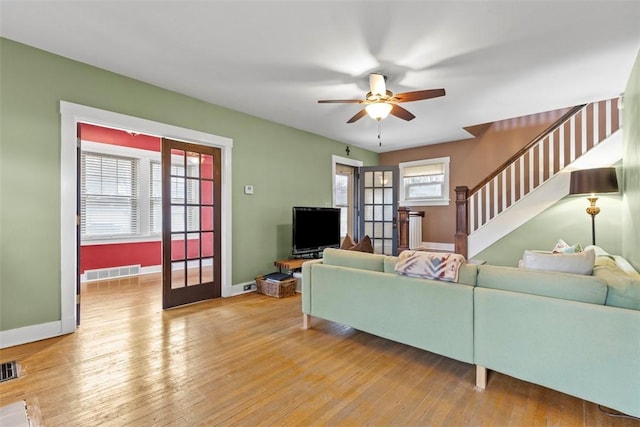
[538,141,544,187]
[493,177,499,219]
[592,104,600,147]
[510,163,516,207]
[559,125,565,168]
[581,108,587,155]
[501,169,507,215]
[569,115,576,163]
[485,184,490,225]
[549,132,555,176]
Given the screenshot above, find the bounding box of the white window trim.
[398,156,451,207]
[80,142,202,244]
[81,141,157,243]
[331,155,363,208]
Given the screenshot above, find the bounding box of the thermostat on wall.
[244,185,254,195]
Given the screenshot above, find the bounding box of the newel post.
[455,186,469,258]
[397,207,410,253]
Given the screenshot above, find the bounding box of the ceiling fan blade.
[390,104,416,121]
[318,99,363,104]
[394,89,446,103]
[369,73,386,97]
[347,109,368,123]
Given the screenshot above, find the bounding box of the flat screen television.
[292,206,341,257]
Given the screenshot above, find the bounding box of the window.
[149,161,162,234]
[81,152,138,237]
[335,171,350,238]
[398,157,450,206]
[150,160,200,234]
[332,156,362,240]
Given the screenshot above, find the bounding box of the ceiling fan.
[318,73,445,123]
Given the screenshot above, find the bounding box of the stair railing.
[455,97,621,258]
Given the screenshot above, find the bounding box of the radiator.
[409,212,423,249]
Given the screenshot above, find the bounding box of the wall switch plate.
[244,185,254,195]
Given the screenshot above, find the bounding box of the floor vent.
[0,361,19,382]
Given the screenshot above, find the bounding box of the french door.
[162,138,221,309]
[358,166,399,255]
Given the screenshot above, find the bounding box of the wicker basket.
[255,276,297,298]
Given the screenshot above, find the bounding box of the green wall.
[475,193,623,267]
[0,38,378,331]
[622,51,640,271]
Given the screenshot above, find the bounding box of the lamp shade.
[569,167,619,195]
[365,102,392,121]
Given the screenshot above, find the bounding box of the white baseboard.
[418,242,455,252]
[0,321,68,349]
[232,280,256,296]
[140,265,162,276]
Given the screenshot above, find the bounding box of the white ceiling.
[1,1,639,153]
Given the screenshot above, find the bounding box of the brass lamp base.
[585,196,600,246]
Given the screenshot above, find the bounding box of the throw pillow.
[340,234,374,253]
[552,239,583,254]
[352,235,374,253]
[395,251,466,283]
[340,234,355,250]
[521,248,595,275]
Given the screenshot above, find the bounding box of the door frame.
[358,165,399,255]
[332,155,363,238]
[60,101,233,334]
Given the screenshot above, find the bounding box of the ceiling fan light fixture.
[365,102,392,121]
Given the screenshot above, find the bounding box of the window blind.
[81,152,138,237]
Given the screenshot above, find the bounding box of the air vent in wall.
[0,361,19,382]
[84,264,141,282]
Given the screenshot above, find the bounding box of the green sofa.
[301,248,640,417]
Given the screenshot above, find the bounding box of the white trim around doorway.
[59,101,234,335]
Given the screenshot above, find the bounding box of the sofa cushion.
[322,247,385,272]
[477,264,607,305]
[384,256,398,274]
[593,256,640,310]
[521,248,595,275]
[457,264,479,287]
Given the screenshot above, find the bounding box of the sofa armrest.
[301,259,323,314]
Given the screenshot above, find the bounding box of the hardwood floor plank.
[0,273,638,426]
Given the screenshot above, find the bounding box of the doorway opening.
[78,125,223,317]
[61,101,233,334]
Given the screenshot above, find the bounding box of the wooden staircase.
[454,97,622,258]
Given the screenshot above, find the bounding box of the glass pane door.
[358,166,398,255]
[162,139,221,309]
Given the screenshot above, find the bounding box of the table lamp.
[569,167,619,245]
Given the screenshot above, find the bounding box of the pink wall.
[79,124,214,274]
[81,236,215,273]
[81,123,161,151]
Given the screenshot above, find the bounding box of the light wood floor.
[1,273,638,426]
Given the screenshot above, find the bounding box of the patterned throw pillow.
[552,239,583,254]
[394,250,466,283]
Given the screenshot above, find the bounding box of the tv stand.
[274,258,307,273]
